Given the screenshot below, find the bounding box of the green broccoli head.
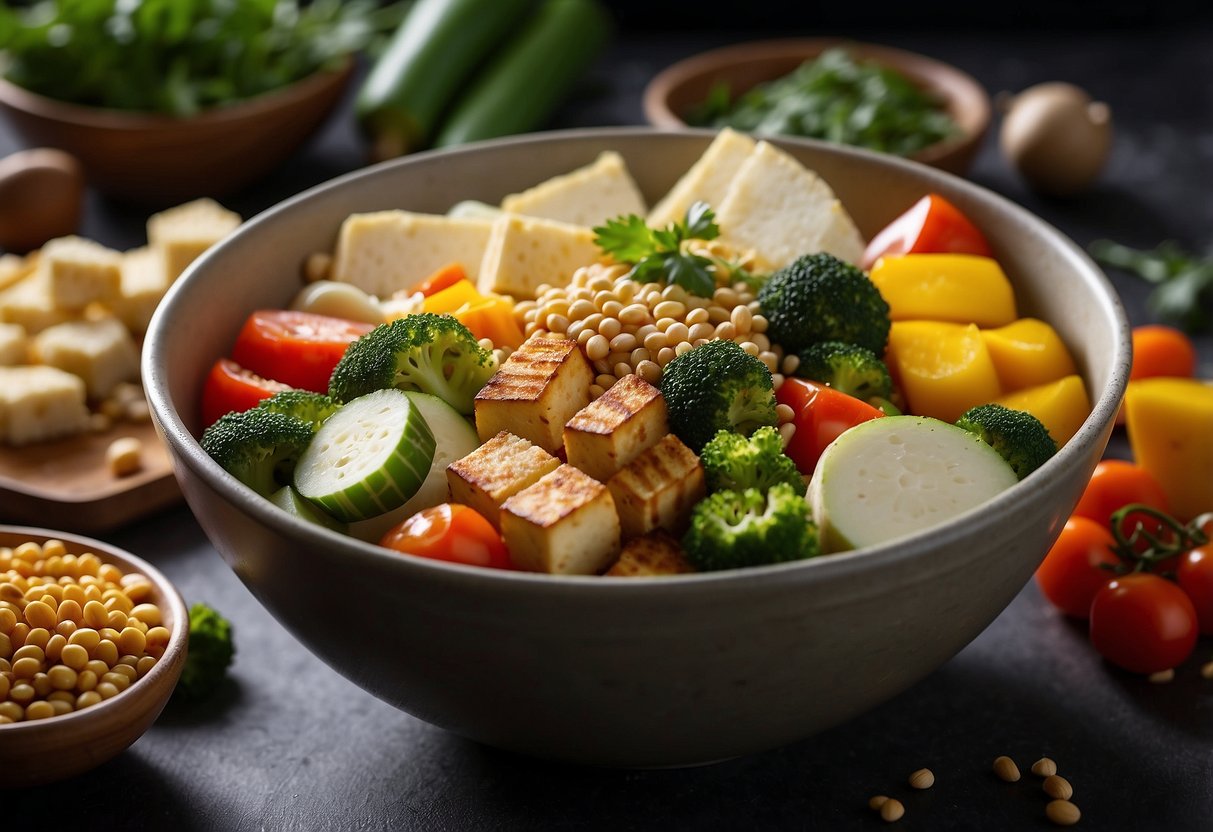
[659,339,779,452]
[796,340,894,402]
[327,313,493,415]
[757,252,891,355]
[255,389,339,429]
[682,483,819,572]
[955,403,1058,480]
[174,602,234,703]
[200,408,315,497]
[700,426,806,496]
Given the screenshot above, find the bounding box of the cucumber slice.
[808,415,1018,553]
[270,486,348,534]
[294,388,436,522]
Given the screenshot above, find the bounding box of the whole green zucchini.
[432,0,613,149]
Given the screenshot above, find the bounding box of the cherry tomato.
[200,358,292,429]
[1073,460,1171,546]
[1129,325,1197,381]
[1089,573,1198,674]
[775,377,885,476]
[860,193,992,270]
[1176,543,1213,636]
[231,309,373,394]
[1034,516,1121,618]
[380,503,513,570]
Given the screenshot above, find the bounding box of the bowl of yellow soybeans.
[0,526,187,789]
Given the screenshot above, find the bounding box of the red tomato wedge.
[776,377,885,476]
[200,358,292,429]
[380,503,513,570]
[230,310,373,394]
[861,193,992,270]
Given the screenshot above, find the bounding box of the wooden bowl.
[0,526,187,789]
[643,39,991,175]
[0,61,353,204]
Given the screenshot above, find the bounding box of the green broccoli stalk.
[700,426,806,496]
[796,340,893,402]
[955,403,1058,480]
[682,483,819,571]
[328,313,493,415]
[200,408,315,497]
[255,389,340,429]
[757,252,891,355]
[658,338,778,452]
[174,602,234,703]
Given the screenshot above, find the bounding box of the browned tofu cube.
[604,530,695,577]
[500,464,620,575]
[607,434,705,540]
[446,431,561,530]
[563,374,668,482]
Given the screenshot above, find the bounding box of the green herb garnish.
[1089,239,1213,333]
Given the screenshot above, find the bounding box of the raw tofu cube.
[39,236,122,309]
[0,322,28,365]
[332,210,494,298]
[0,253,36,292]
[147,198,242,281]
[476,213,601,300]
[0,365,90,446]
[33,317,140,399]
[607,434,705,540]
[105,246,171,335]
[563,374,668,482]
[716,140,865,270]
[604,530,695,577]
[500,151,647,228]
[647,128,756,229]
[446,431,561,529]
[0,273,75,334]
[501,464,621,575]
[474,335,592,453]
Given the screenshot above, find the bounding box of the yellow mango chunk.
[995,375,1090,446]
[422,279,482,315]
[886,321,1002,422]
[870,254,1017,327]
[981,318,1078,392]
[1124,378,1213,521]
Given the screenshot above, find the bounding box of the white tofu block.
[33,317,140,399]
[607,434,706,540]
[500,151,648,228]
[0,322,28,366]
[0,253,36,292]
[564,374,668,482]
[446,431,562,530]
[147,197,242,281]
[105,246,171,335]
[604,530,695,577]
[476,213,601,300]
[0,365,90,446]
[647,128,757,229]
[716,140,866,270]
[39,236,122,309]
[332,210,494,298]
[500,464,621,575]
[0,273,75,334]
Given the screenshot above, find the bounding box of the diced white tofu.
[147,197,242,281]
[500,151,647,228]
[446,431,562,529]
[39,236,122,309]
[607,434,705,540]
[0,253,36,292]
[715,140,865,270]
[604,530,695,577]
[0,322,28,365]
[476,213,601,300]
[500,464,621,575]
[332,210,494,298]
[0,365,90,446]
[647,128,756,229]
[0,273,75,334]
[474,335,592,453]
[564,374,668,482]
[103,246,170,335]
[32,317,140,399]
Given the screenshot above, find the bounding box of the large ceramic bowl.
[143,128,1129,767]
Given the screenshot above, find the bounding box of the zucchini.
[432,0,612,149]
[270,486,348,534]
[355,0,539,160]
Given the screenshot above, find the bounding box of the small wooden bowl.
[643,39,991,175]
[0,526,187,789]
[0,61,353,204]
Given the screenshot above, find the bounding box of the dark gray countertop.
[5,22,1212,831]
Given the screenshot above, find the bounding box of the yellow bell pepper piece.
[422,279,482,315]
[870,254,1017,327]
[981,318,1078,392]
[886,320,1002,422]
[455,296,526,350]
[995,374,1090,446]
[1124,378,1213,522]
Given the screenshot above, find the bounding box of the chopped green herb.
[1089,239,1213,333]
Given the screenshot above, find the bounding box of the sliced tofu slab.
[476,213,601,300]
[647,128,756,229]
[501,151,647,228]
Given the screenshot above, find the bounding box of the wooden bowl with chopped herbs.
[643,38,991,175]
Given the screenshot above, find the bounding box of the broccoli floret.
[796,340,894,401]
[955,403,1058,480]
[200,408,314,497]
[255,390,339,429]
[682,483,819,571]
[700,426,806,496]
[757,252,891,355]
[174,602,234,703]
[327,313,493,415]
[658,339,778,452]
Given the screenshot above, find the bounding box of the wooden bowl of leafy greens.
[643,38,990,176]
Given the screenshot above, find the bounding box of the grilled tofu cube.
[501,464,620,575]
[147,197,242,281]
[607,434,705,540]
[446,431,561,529]
[604,530,695,577]
[39,236,122,309]
[476,213,601,300]
[563,374,668,482]
[0,365,90,446]
[474,335,592,453]
[32,317,140,399]
[0,322,28,366]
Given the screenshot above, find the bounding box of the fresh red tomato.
[200,358,292,429]
[1088,573,1198,674]
[1073,460,1172,547]
[860,193,993,270]
[1129,325,1197,381]
[1034,516,1121,618]
[776,378,885,476]
[1177,542,1213,635]
[230,309,373,394]
[380,503,513,570]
